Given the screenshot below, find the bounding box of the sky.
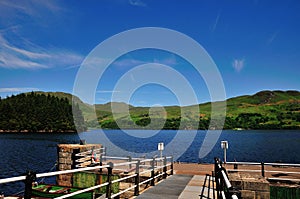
[0,0,300,106]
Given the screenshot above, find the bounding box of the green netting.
[73,172,119,194]
[270,186,300,199]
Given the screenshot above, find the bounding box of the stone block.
[243,180,269,192]
[241,190,256,199]
[58,164,72,170]
[59,152,71,158]
[59,157,72,165]
[256,191,270,199]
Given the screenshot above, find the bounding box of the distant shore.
[0,129,77,133]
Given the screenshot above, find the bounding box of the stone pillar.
[57,144,101,187]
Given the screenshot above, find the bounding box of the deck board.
[136,175,193,199]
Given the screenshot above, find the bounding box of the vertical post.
[234,163,238,170]
[221,141,228,164]
[24,170,36,199]
[134,160,140,196]
[151,157,155,186]
[163,156,167,179]
[106,162,113,199]
[104,147,107,162]
[99,153,103,173]
[224,147,227,164]
[72,148,80,169]
[212,171,216,199]
[170,156,174,175]
[261,162,265,177]
[214,157,221,199]
[127,156,132,169]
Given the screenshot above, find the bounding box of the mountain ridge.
[1,90,299,130]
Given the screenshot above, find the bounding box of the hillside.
[92,90,300,130]
[0,92,87,132]
[1,90,299,131]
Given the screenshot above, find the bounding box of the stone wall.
[228,173,270,199]
[229,172,270,199]
[57,144,101,187]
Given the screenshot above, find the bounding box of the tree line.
[99,112,300,130]
[0,92,86,132]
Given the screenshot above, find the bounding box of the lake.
[0,130,300,195]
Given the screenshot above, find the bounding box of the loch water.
[0,130,299,195]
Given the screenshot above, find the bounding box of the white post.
[158,142,164,159]
[221,141,228,163]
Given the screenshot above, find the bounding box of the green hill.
[1,90,299,131]
[92,90,300,130]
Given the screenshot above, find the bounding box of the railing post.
[234,163,238,170]
[163,156,167,179]
[99,154,103,173]
[24,170,36,199]
[170,156,174,175]
[261,162,265,177]
[106,162,113,199]
[151,157,155,186]
[214,157,221,199]
[134,160,140,196]
[104,147,107,161]
[127,156,132,169]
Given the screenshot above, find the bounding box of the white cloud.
[96,90,121,93]
[0,33,84,69]
[113,58,146,67]
[129,0,146,7]
[0,0,63,24]
[0,87,39,93]
[232,59,245,72]
[112,56,178,68]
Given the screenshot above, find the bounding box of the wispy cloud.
[0,0,63,25]
[211,12,221,32]
[0,87,39,93]
[267,31,278,45]
[0,0,83,70]
[113,56,178,68]
[232,59,245,72]
[113,58,146,67]
[0,33,84,69]
[129,0,147,7]
[97,90,121,93]
[153,55,178,66]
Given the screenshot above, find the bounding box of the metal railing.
[214,158,241,199]
[226,161,300,182]
[0,156,173,199]
[75,147,106,168]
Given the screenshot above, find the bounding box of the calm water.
[0,130,300,195]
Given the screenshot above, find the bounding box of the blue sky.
[0,0,299,106]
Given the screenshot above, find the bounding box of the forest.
[0,92,86,132]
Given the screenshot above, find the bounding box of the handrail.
[215,157,241,199]
[227,161,300,167]
[0,164,110,184]
[226,161,300,178]
[0,155,174,199]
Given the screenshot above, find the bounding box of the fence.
[0,156,174,199]
[214,157,241,199]
[226,161,300,182]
